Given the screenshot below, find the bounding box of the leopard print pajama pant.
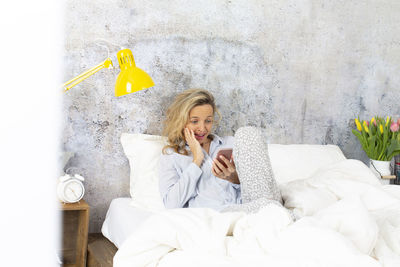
[222,126,287,214]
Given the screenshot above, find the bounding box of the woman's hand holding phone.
[184,128,204,167]
[212,150,240,184]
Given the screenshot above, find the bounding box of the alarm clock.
[57,174,85,203]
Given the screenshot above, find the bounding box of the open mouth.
[195,133,206,140]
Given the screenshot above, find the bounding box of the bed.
[86,198,154,266]
[98,133,400,267]
[101,198,154,249]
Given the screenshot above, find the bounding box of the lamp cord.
[94,38,126,69]
[95,38,124,51]
[95,42,111,58]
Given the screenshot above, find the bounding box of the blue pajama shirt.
[158,134,242,211]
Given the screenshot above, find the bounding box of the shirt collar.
[210,134,223,145]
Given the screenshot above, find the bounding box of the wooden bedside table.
[59,200,90,267]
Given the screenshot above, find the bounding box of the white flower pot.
[369,159,391,178]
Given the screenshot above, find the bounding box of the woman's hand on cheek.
[212,156,240,184]
[184,128,204,167]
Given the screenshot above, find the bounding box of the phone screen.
[215,148,233,168]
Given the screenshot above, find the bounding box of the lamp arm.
[62,58,113,92]
[63,64,105,92]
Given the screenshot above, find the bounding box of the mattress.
[101,198,154,248]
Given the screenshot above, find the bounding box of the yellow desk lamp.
[62,48,154,97]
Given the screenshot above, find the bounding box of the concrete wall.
[63,0,400,232]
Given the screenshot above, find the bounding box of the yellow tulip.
[386,116,390,126]
[355,118,362,131]
[380,124,383,133]
[364,124,369,133]
[371,117,375,126]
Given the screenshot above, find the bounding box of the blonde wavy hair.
[162,89,221,155]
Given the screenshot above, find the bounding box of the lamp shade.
[115,49,154,97]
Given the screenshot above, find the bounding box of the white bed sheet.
[114,160,400,267]
[101,198,154,248]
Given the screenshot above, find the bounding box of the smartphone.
[215,148,233,168]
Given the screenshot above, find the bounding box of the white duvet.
[114,159,400,267]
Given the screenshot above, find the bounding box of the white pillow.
[268,144,346,185]
[120,133,167,211]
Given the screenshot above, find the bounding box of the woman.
[159,88,283,213]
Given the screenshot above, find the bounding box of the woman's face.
[185,104,214,145]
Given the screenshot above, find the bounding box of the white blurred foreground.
[0,1,63,266]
